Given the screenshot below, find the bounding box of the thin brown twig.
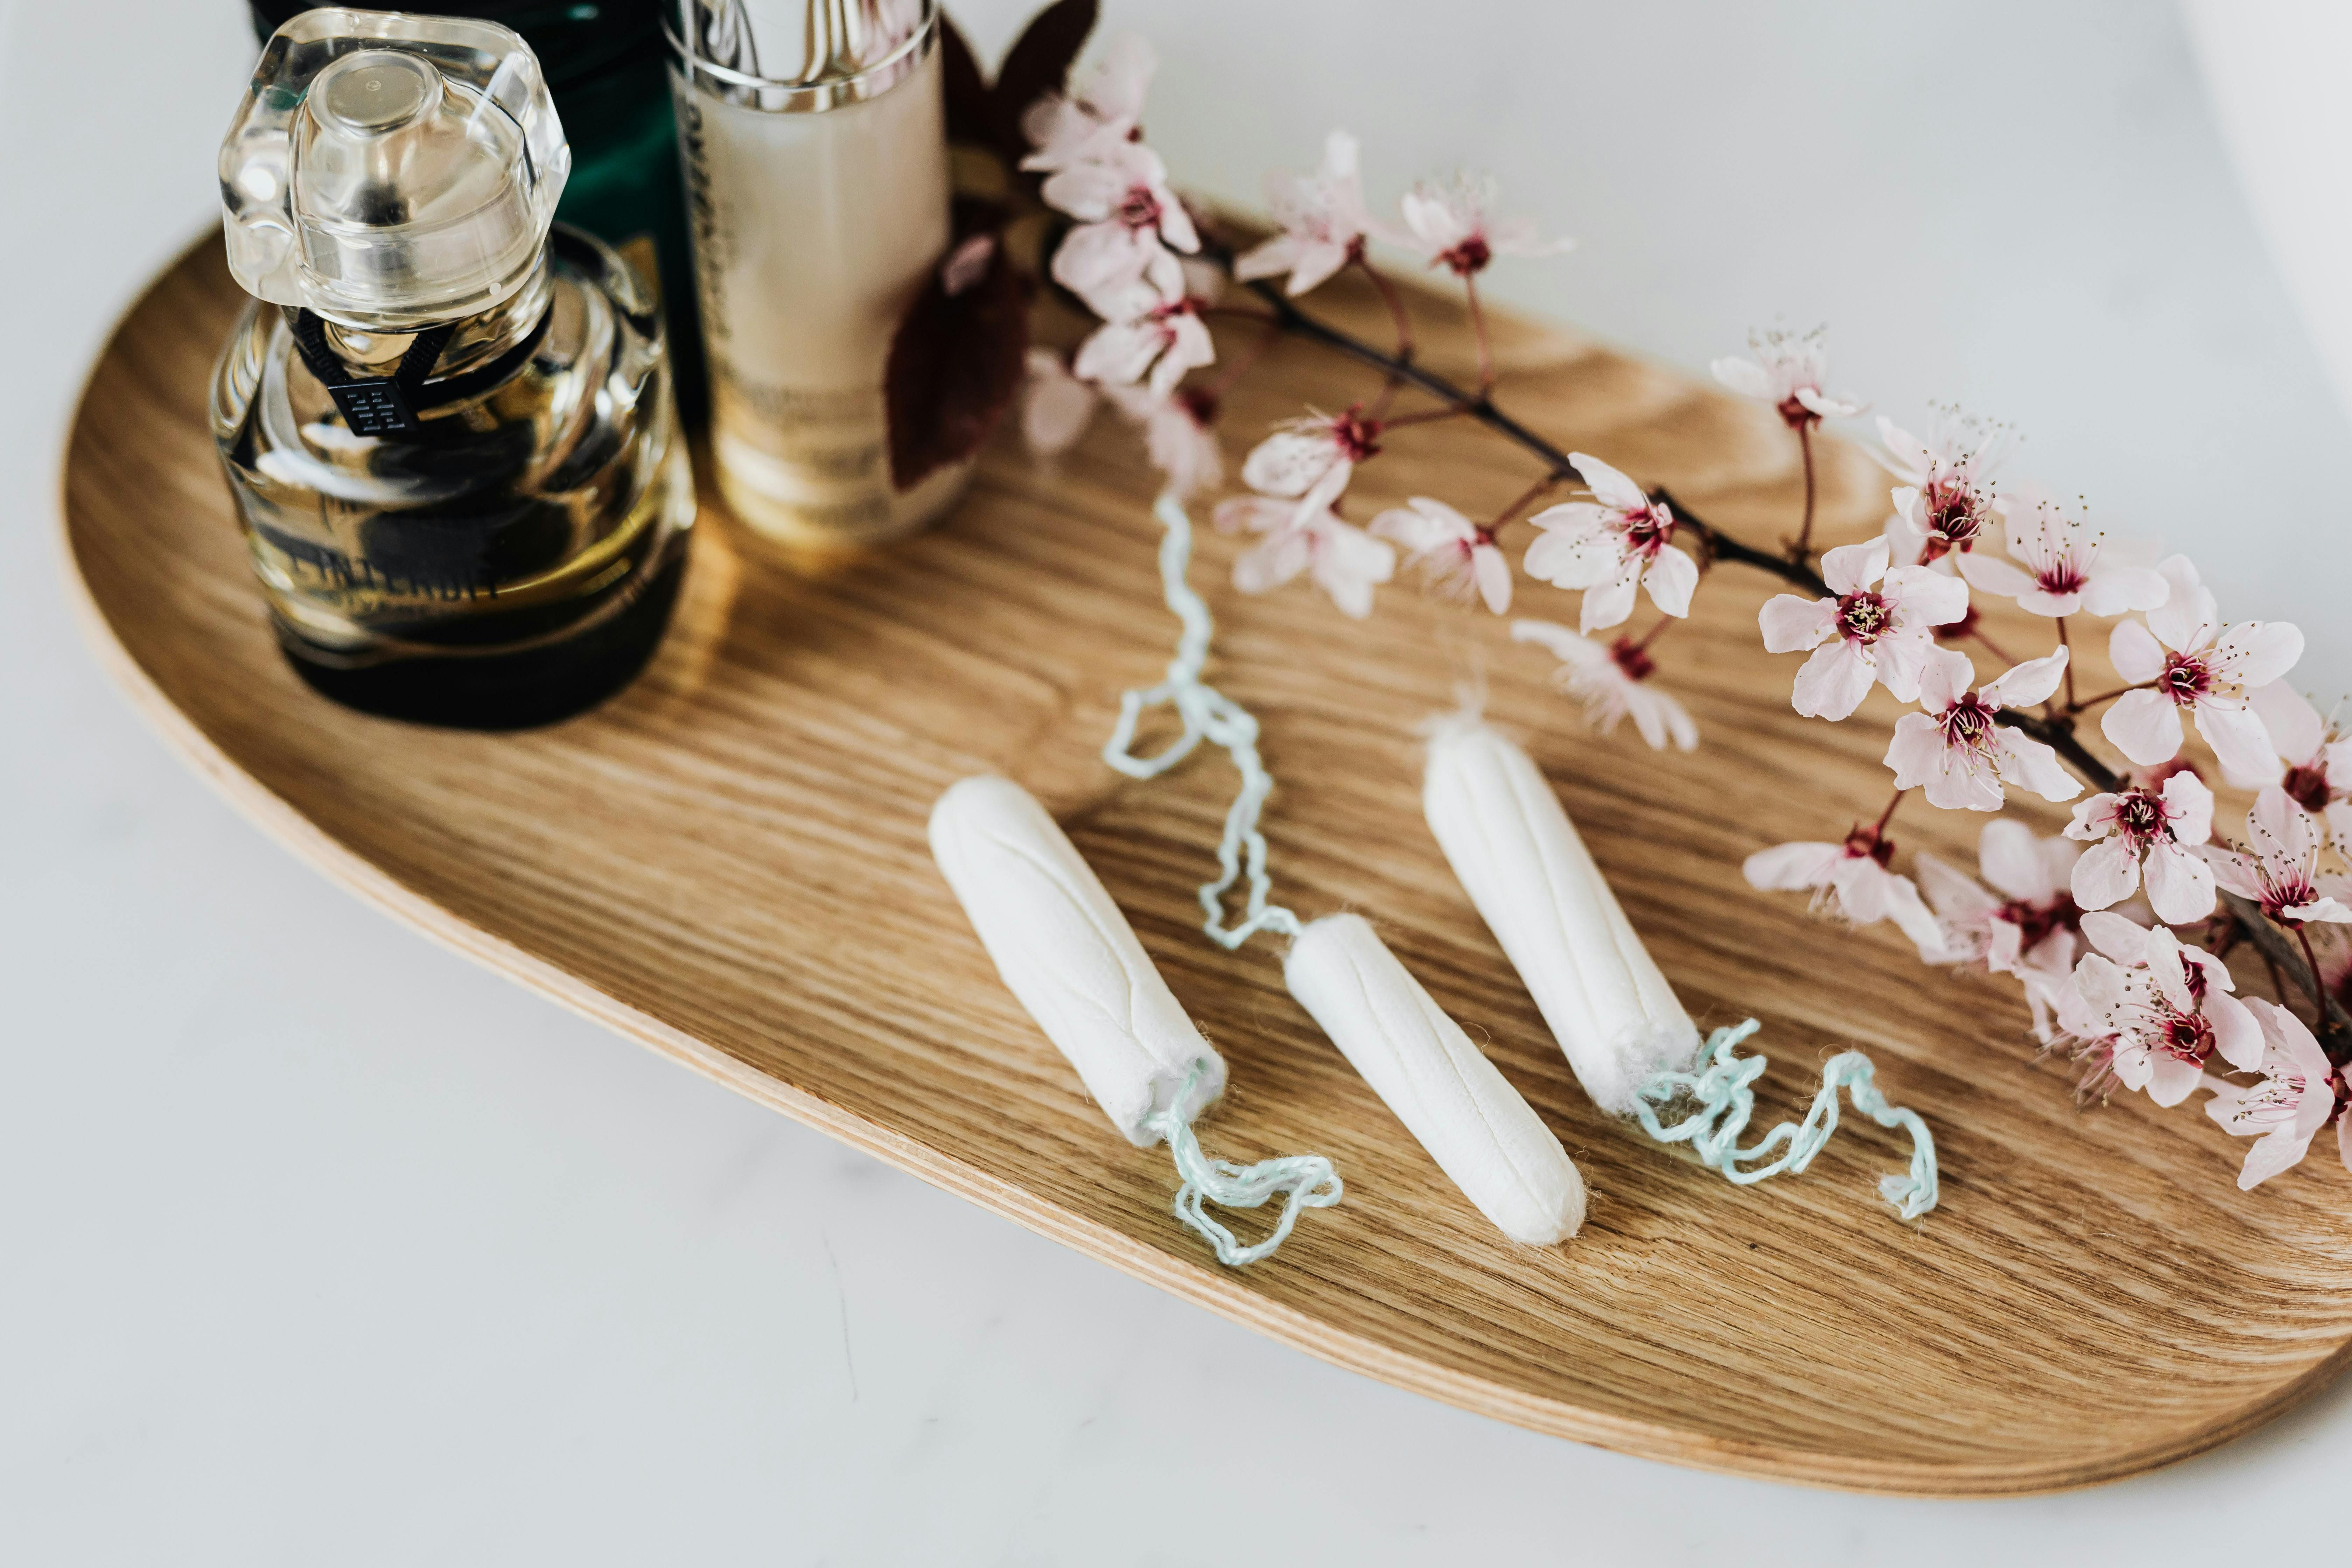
[1966,624,2021,666]
[1790,420,1818,561]
[2260,946,2290,1007]
[1199,304,1281,325]
[2064,683,2151,714]
[1355,252,1415,362]
[1464,273,1496,395]
[2300,926,2334,1015]
[1489,472,1563,531]
[1872,788,1907,837]
[1379,405,1466,430]
[1205,319,1285,401]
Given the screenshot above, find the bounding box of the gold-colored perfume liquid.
[212,227,695,727]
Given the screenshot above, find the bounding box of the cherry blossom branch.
[1965,624,2021,666]
[1206,318,1286,401]
[1354,252,1415,362]
[1379,406,1465,430]
[1017,30,2348,1188]
[1871,787,1907,837]
[1490,472,1563,531]
[2260,947,2292,1006]
[1647,488,1831,595]
[1219,258,1850,603]
[1991,704,2352,1051]
[1206,242,2350,1053]
[2061,683,2149,714]
[1791,421,1818,561]
[1210,275,1891,643]
[2243,896,2351,1050]
[1463,274,1497,394]
[1630,612,1678,653]
[1225,271,1572,452]
[2298,926,2333,1018]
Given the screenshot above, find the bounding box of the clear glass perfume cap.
[220,8,571,329]
[666,0,935,112]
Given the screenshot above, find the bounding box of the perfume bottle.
[667,0,966,553]
[245,0,708,424]
[212,8,696,729]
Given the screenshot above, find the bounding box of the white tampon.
[1423,717,1701,1115]
[1284,915,1585,1244]
[928,775,1224,1146]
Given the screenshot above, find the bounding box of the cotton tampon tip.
[1286,914,1585,1244]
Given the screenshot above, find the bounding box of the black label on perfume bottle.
[254,520,499,602]
[287,312,456,438]
[325,378,420,438]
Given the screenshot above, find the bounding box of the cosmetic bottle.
[247,0,708,424]
[213,8,696,729]
[666,0,966,553]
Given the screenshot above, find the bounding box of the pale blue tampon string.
[1143,1060,1344,1267]
[1102,491,1302,951]
[1631,1020,1940,1219]
[1103,492,1337,1267]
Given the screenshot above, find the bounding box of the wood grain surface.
[59,238,2352,1495]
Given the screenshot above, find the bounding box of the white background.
[4,2,2347,1562]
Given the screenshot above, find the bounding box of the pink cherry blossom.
[1391,172,1571,276]
[1214,496,1394,619]
[1757,538,1972,720]
[1874,408,2009,567]
[1918,821,2084,975]
[1521,453,1696,635]
[1069,250,1213,398]
[937,234,996,298]
[1043,140,1202,303]
[1234,131,1370,297]
[2254,682,2352,850]
[2064,769,2216,924]
[1021,348,1098,457]
[2203,997,2343,1190]
[2049,961,2129,1105]
[1883,646,2079,810]
[1368,497,1510,614]
[1512,619,1698,752]
[2204,786,2352,928]
[2070,913,2262,1107]
[1238,408,1382,518]
[2103,556,2305,783]
[1743,827,1945,956]
[1951,491,2167,618]
[1020,33,1156,173]
[1709,325,1863,427]
[1914,821,2085,1041]
[1101,383,1223,499]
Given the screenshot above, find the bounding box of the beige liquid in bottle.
[670,1,967,553]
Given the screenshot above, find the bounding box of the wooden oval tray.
[63,239,2352,1495]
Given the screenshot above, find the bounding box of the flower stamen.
[1837,590,1893,643]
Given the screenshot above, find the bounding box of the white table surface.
[5,3,2346,1562]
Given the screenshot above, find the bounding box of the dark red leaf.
[939,14,993,148]
[950,194,1011,241]
[885,240,1030,492]
[987,0,1097,160]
